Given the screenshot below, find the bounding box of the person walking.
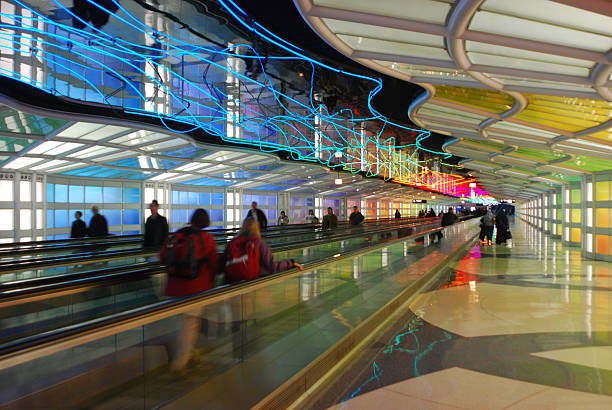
[394,209,401,219]
[495,207,510,245]
[480,207,495,245]
[277,211,289,226]
[88,206,108,237]
[70,211,87,238]
[160,209,218,374]
[143,199,169,248]
[426,208,436,217]
[322,207,338,230]
[349,206,364,226]
[246,201,267,231]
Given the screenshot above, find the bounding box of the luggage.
[162,227,206,279]
[224,237,260,283]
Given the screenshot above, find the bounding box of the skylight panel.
[2,157,43,169]
[30,159,68,171]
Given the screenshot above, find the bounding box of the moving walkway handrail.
[0,216,429,253]
[0,219,434,272]
[0,223,455,369]
[0,219,437,297]
[0,223,328,267]
[0,223,312,255]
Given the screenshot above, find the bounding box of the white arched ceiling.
[0,102,450,202]
[295,0,612,200]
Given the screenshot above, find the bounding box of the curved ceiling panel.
[295,0,612,200]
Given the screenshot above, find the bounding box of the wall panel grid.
[589,172,612,261]
[0,171,458,243]
[551,189,562,238]
[0,172,42,243]
[46,177,143,239]
[168,185,225,229]
[561,182,582,247]
[289,195,315,223]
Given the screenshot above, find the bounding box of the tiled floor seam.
[500,385,552,409]
[380,386,468,409]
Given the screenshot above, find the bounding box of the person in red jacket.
[160,208,217,373]
[223,217,303,283]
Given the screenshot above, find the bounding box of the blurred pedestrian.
[88,206,108,237]
[246,201,267,231]
[160,209,217,374]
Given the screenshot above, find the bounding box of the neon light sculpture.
[0,0,492,199]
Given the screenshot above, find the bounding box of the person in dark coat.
[349,206,364,226]
[495,208,510,245]
[395,209,401,219]
[245,201,267,231]
[441,207,459,227]
[426,208,436,217]
[88,206,108,237]
[322,207,338,230]
[143,200,168,248]
[70,211,87,238]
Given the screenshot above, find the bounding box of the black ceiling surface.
[229,0,452,152]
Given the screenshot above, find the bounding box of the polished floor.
[321,218,612,409]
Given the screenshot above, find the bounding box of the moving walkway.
[0,216,474,408]
[0,219,440,350]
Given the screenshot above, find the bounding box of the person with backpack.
[223,217,303,284]
[160,209,218,373]
[480,207,495,245]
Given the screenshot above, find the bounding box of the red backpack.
[224,236,260,283]
[162,227,206,279]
